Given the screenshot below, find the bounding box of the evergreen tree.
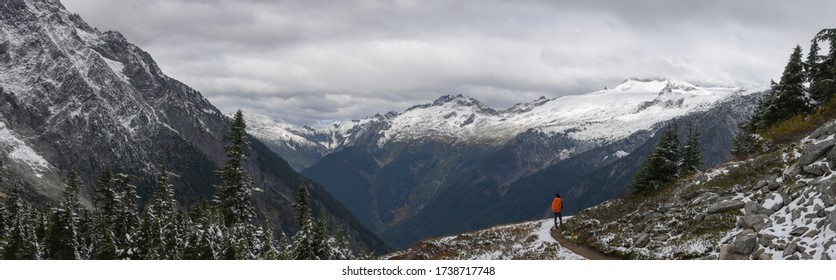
[2,185,39,260]
[256,227,280,260]
[114,173,140,259]
[291,216,315,260]
[181,200,218,260]
[140,166,183,259]
[75,209,94,260]
[210,110,260,259]
[276,232,290,260]
[213,110,257,227]
[92,169,119,259]
[312,213,330,260]
[332,226,355,260]
[771,46,810,118]
[630,123,681,194]
[681,122,702,174]
[811,29,836,104]
[291,185,315,260]
[44,171,83,259]
[292,185,311,229]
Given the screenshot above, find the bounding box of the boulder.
[790,226,810,236]
[803,162,829,176]
[731,232,757,255]
[739,214,769,231]
[758,234,776,247]
[796,139,835,168]
[762,193,784,212]
[719,244,748,260]
[755,180,768,191]
[744,201,759,215]
[634,233,650,247]
[759,253,773,260]
[767,181,781,192]
[707,200,745,214]
[652,235,670,242]
[780,192,791,207]
[808,122,836,140]
[804,229,820,238]
[783,241,799,258]
[776,216,787,224]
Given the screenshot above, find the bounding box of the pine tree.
[291,217,315,260]
[75,209,94,260]
[44,171,83,259]
[292,185,311,229]
[681,122,702,174]
[2,185,38,260]
[276,232,290,260]
[291,185,315,260]
[811,29,836,104]
[771,46,810,118]
[92,169,119,259]
[256,227,280,260]
[113,173,140,259]
[312,213,330,260]
[332,226,355,260]
[213,110,256,227]
[140,166,183,259]
[211,110,260,259]
[182,200,218,260]
[630,123,681,194]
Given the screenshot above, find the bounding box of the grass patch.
[765,96,836,144]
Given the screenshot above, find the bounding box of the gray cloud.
[62,0,834,126]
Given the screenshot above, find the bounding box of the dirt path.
[551,228,617,260]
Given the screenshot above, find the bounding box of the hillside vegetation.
[562,29,836,260]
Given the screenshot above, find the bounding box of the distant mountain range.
[245,78,762,248]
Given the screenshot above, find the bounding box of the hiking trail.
[550,228,617,260]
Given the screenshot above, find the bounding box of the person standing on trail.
[552,193,563,229]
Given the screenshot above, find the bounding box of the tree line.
[733,29,836,155]
[0,111,356,260]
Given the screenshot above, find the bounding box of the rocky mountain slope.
[253,79,759,248]
[0,0,385,253]
[563,120,836,260]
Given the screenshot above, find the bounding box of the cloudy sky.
[62,0,833,126]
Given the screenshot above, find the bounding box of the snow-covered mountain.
[248,78,753,170]
[0,0,385,253]
[245,78,760,248]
